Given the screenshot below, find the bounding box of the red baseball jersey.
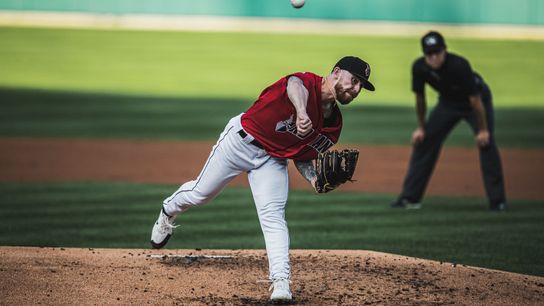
[241,72,342,161]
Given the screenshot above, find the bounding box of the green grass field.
[1,182,543,276]
[1,26,544,106]
[1,87,544,147]
[1,26,543,278]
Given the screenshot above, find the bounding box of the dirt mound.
[1,138,543,200]
[1,247,542,305]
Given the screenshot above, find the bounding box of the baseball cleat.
[150,208,178,249]
[269,278,292,301]
[390,198,422,209]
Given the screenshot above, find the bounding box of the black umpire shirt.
[412,52,484,109]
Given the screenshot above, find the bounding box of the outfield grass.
[0,182,542,276]
[1,87,543,147]
[1,26,543,106]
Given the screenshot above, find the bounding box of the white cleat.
[269,278,292,301]
[150,208,178,249]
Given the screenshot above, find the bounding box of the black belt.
[238,130,264,149]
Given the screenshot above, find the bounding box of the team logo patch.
[425,36,437,46]
[365,64,371,78]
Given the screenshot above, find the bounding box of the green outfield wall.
[1,0,543,26]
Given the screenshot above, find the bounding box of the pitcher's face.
[334,69,362,105]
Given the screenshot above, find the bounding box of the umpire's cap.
[334,56,375,91]
[421,31,446,54]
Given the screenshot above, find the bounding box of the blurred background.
[1,0,543,108]
[0,0,543,276]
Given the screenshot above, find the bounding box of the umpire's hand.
[476,130,490,147]
[411,127,425,145]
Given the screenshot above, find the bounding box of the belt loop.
[238,129,248,138]
[237,129,264,150]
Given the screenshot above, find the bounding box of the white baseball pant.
[163,114,291,280]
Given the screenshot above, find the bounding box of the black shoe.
[489,202,506,211]
[390,199,404,208]
[390,198,422,209]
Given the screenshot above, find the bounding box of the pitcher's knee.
[165,188,216,208]
[259,213,287,232]
[183,190,215,206]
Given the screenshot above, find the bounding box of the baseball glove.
[314,149,360,193]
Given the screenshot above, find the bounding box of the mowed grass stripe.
[0,182,543,276]
[1,87,543,147]
[1,27,544,106]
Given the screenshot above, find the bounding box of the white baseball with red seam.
[291,0,305,9]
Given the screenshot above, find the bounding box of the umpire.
[391,31,506,211]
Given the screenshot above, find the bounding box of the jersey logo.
[275,115,334,153]
[275,115,296,133]
[308,134,334,153]
[275,115,314,140]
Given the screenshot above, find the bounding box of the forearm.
[415,93,426,128]
[294,160,317,185]
[469,95,488,131]
[287,76,309,115]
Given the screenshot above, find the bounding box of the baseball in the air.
[291,0,305,9]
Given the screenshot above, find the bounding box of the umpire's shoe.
[269,278,292,302]
[150,208,179,249]
[390,198,422,209]
[489,202,506,212]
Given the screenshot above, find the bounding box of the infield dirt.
[1,138,543,200]
[1,247,543,305]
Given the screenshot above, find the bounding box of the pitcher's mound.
[1,247,542,305]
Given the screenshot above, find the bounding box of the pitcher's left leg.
[248,157,290,281]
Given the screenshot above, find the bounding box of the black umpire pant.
[400,85,506,206]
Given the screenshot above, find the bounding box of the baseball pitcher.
[151,56,375,301]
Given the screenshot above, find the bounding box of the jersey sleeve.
[285,72,314,93]
[285,72,321,113]
[411,59,426,94]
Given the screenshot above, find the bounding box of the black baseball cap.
[421,31,446,54]
[334,56,375,91]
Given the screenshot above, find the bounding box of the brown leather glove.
[314,149,359,193]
